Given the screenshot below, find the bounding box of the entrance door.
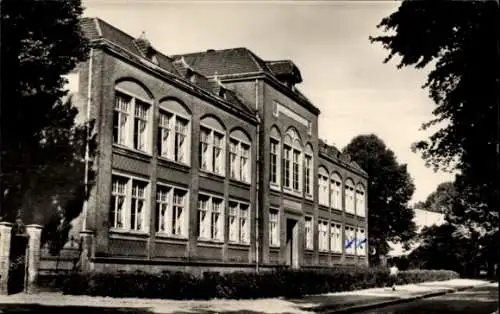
[286,218,299,268]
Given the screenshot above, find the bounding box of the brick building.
[68,17,369,274]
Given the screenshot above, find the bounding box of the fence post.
[25,224,43,294]
[0,222,13,295]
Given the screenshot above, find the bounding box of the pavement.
[0,279,495,314]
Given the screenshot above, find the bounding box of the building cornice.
[318,150,369,179]
[215,72,321,116]
[90,39,259,124]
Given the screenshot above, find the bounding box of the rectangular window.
[319,175,329,206]
[240,143,250,183]
[229,202,250,244]
[113,94,131,146]
[155,185,170,233]
[305,155,312,195]
[283,146,291,188]
[130,180,147,231]
[305,216,313,250]
[230,140,239,179]
[292,150,300,191]
[157,111,172,158]
[175,117,188,163]
[272,101,279,117]
[307,121,312,135]
[345,226,355,255]
[133,101,148,151]
[172,189,186,235]
[212,132,224,175]
[357,228,366,255]
[318,220,329,251]
[335,224,342,253]
[269,209,280,247]
[270,139,279,185]
[197,194,224,241]
[110,176,128,229]
[199,127,210,171]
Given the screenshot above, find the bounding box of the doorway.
[286,218,299,268]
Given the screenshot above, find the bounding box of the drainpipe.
[255,79,260,272]
[82,48,93,232]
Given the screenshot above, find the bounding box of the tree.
[415,181,457,213]
[343,134,417,265]
[370,0,499,274]
[1,0,92,252]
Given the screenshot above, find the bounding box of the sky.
[83,0,455,204]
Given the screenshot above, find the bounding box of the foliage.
[1,0,92,253]
[408,223,482,277]
[56,268,458,299]
[414,181,457,214]
[343,134,417,265]
[370,0,500,267]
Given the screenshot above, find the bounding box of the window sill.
[157,156,190,171]
[270,183,281,191]
[109,229,149,239]
[229,179,251,188]
[113,144,152,160]
[228,241,251,248]
[197,239,224,247]
[199,170,225,181]
[269,245,280,250]
[155,232,188,241]
[305,194,313,200]
[305,248,314,252]
[283,187,302,198]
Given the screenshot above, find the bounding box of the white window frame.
[331,174,342,210]
[155,183,189,238]
[304,153,313,197]
[356,228,366,256]
[113,89,152,154]
[356,185,366,217]
[229,137,251,184]
[330,223,342,253]
[157,109,190,165]
[283,145,292,189]
[345,180,355,214]
[305,216,313,250]
[200,125,226,176]
[269,208,280,247]
[270,137,281,188]
[345,226,355,255]
[228,200,250,244]
[318,174,329,206]
[318,220,329,252]
[110,172,150,233]
[197,193,224,242]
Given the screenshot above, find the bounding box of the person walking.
[389,264,399,291]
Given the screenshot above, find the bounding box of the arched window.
[318,166,329,206]
[330,173,342,210]
[199,116,226,175]
[355,184,366,217]
[157,99,191,164]
[269,126,281,187]
[304,144,314,197]
[113,80,153,153]
[345,179,355,214]
[284,127,302,192]
[229,129,251,183]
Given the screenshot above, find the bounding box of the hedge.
[57,267,459,300]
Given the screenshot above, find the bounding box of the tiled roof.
[172,48,267,77]
[319,139,367,176]
[265,60,303,83]
[79,18,255,119]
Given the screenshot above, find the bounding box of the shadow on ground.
[0,304,155,314]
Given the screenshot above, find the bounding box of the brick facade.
[68,18,369,273]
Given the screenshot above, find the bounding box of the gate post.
[0,222,13,295]
[25,224,43,294]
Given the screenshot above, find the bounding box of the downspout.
[255,79,260,272]
[82,48,93,232]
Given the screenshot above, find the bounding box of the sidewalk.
[0,279,493,314]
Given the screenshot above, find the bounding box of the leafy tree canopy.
[343,134,417,264]
[414,181,456,214]
[370,0,499,253]
[1,0,91,252]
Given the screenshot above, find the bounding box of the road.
[356,285,498,314]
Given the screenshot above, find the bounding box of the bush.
[58,267,459,300]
